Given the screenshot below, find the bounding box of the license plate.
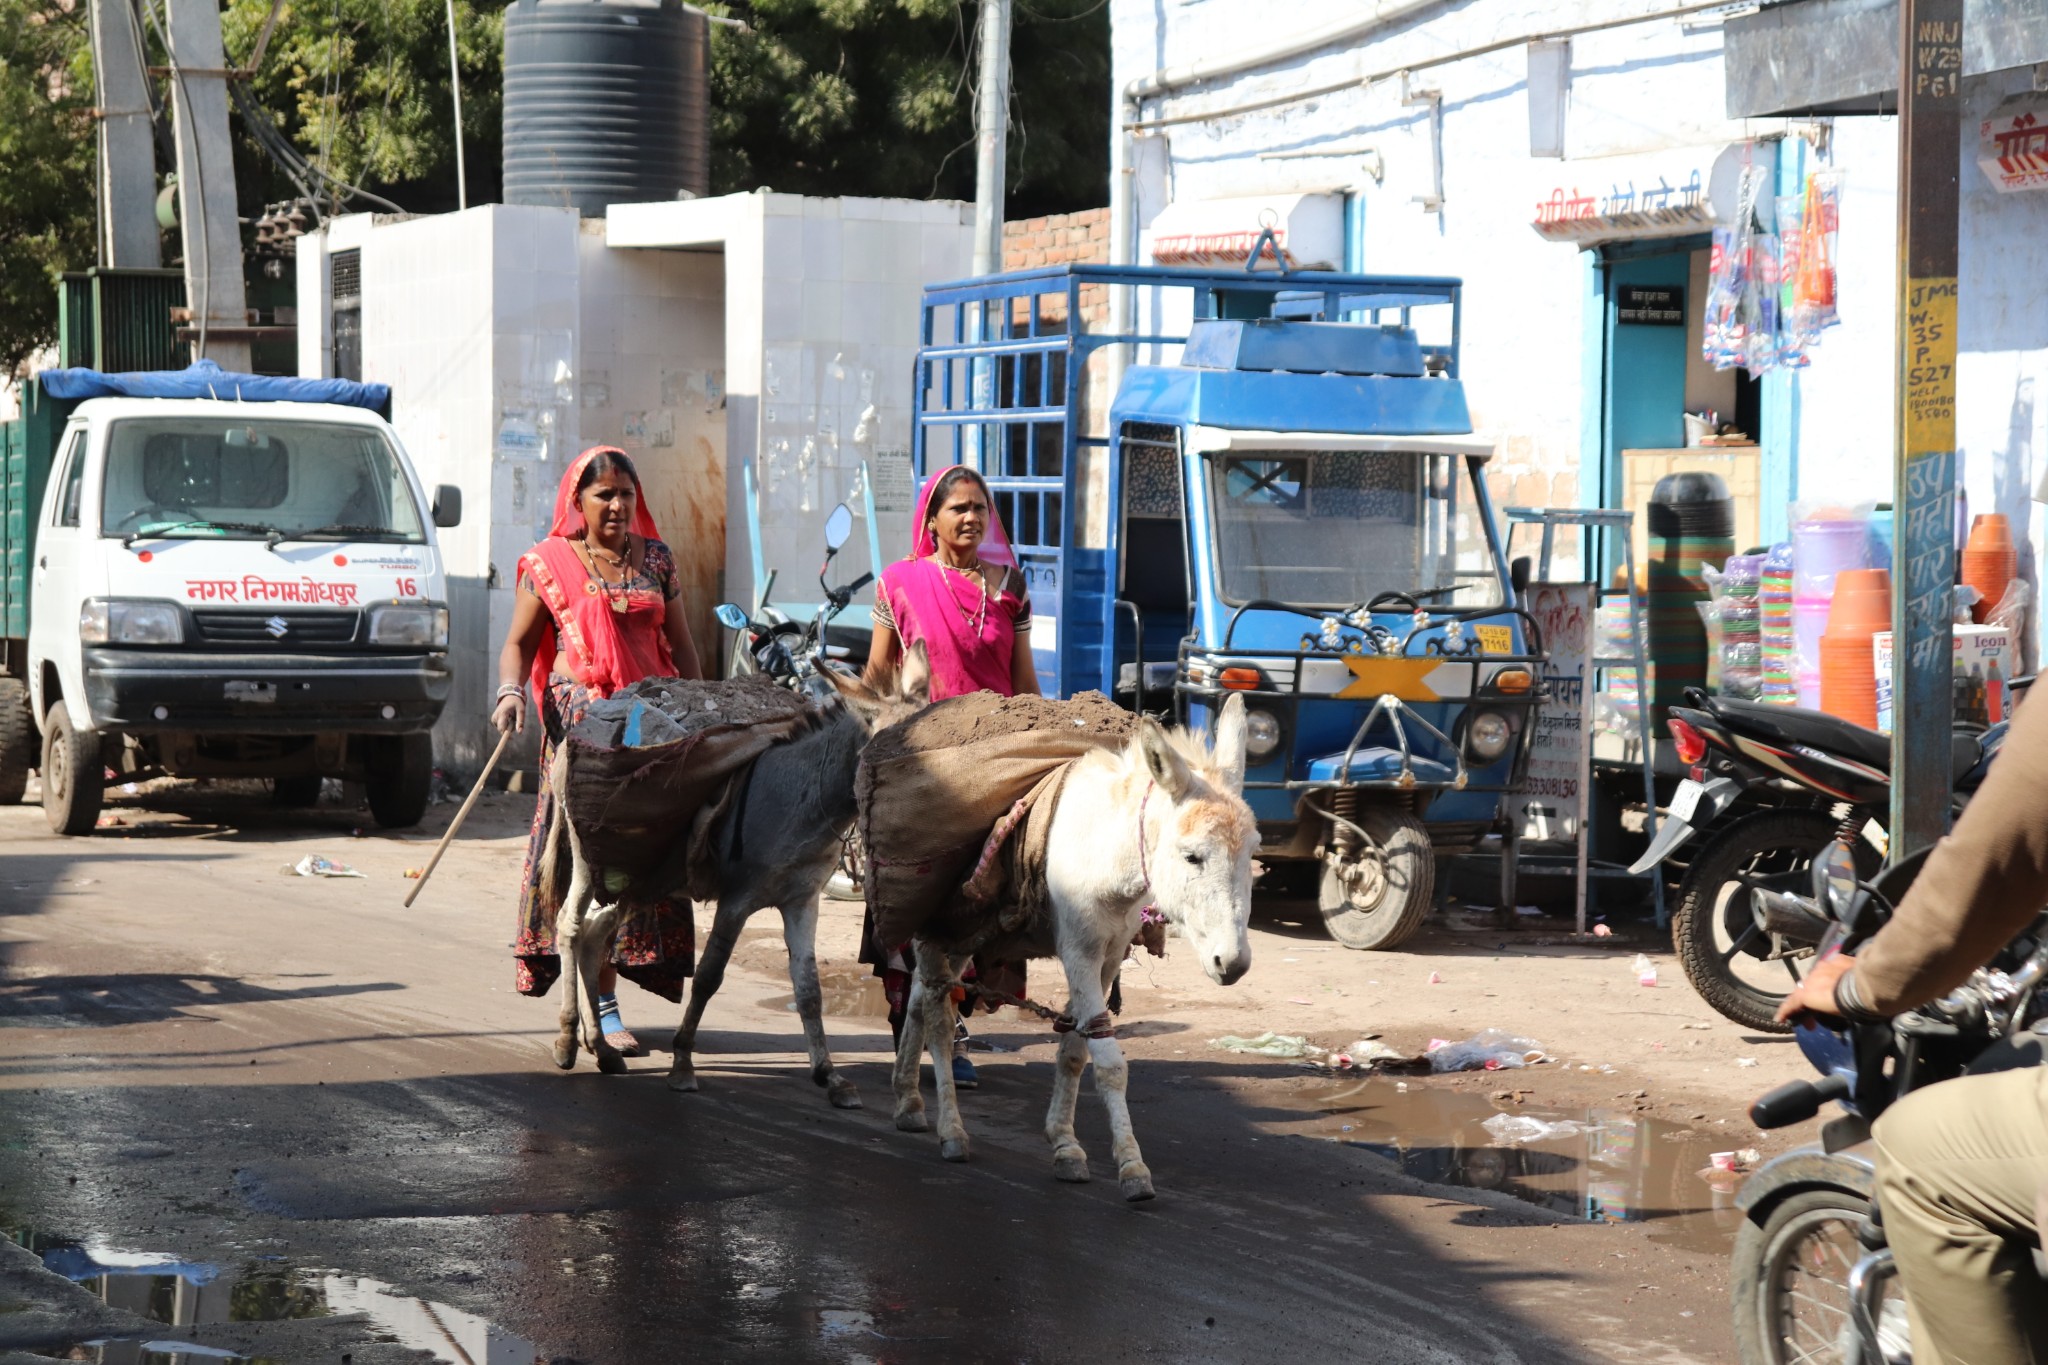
[1668,779,1704,824]
[224,680,277,704]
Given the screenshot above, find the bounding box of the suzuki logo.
[264,616,290,639]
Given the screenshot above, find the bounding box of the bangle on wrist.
[494,683,524,702]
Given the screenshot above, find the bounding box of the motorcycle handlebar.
[1750,1073,1851,1129]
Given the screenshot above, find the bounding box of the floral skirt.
[513,675,695,1003]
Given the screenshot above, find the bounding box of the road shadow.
[0,971,404,1030]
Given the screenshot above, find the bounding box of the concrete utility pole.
[970,0,1012,276]
[165,0,251,371]
[1889,0,1964,856]
[91,0,161,269]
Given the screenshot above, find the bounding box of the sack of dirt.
[558,675,821,885]
[857,690,1137,949]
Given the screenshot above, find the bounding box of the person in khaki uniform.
[1781,684,2048,1365]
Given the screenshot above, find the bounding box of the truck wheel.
[272,774,324,809]
[1318,808,1434,950]
[41,702,105,836]
[366,733,432,829]
[0,678,32,805]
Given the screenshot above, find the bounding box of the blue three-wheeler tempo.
[911,265,1546,948]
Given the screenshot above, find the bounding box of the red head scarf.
[521,447,673,699]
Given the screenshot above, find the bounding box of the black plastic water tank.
[503,0,709,215]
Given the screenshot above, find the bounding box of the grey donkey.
[547,645,929,1108]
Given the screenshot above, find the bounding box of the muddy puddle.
[758,965,891,1019]
[1277,1076,1745,1253]
[16,1229,539,1364]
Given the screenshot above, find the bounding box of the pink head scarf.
[881,465,1023,699]
[520,447,674,698]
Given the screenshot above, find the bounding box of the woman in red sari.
[862,465,1037,1085]
[493,447,702,1056]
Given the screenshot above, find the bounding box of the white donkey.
[894,694,1256,1201]
[548,650,928,1107]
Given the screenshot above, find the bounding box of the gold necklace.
[582,541,632,614]
[936,556,990,635]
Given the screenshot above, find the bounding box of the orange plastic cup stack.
[1961,513,2018,623]
[1819,567,1892,729]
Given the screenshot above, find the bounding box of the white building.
[1109,0,2048,651]
[296,194,972,772]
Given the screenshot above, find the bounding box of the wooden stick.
[404,730,514,907]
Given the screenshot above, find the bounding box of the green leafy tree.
[707,0,1109,218]
[0,1,95,379]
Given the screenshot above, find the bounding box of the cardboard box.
[1874,625,2019,733]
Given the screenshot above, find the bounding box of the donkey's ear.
[1212,692,1248,794]
[898,639,932,706]
[1136,718,1194,800]
[816,661,882,719]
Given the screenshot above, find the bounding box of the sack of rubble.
[857,689,1138,952]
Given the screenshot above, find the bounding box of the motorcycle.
[1628,689,2010,1032]
[715,501,873,900]
[1730,842,2048,1364]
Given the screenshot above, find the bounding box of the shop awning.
[1142,192,1345,270]
[1724,0,2048,118]
[1530,143,1770,247]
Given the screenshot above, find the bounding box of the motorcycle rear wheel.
[1672,809,1878,1033]
[1731,1187,1872,1365]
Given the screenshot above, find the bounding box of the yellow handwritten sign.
[1335,656,1441,702]
[1474,624,1514,655]
[1904,276,1957,459]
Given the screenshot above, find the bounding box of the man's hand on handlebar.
[1776,952,1856,1023]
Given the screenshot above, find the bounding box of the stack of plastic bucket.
[1646,472,1736,720]
[1793,509,1872,708]
[1961,514,2017,622]
[1818,568,1891,729]
[1759,542,1798,704]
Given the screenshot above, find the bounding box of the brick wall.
[1002,207,1110,328]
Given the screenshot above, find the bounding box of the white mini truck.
[0,365,459,834]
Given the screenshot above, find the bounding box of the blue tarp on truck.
[39,360,391,413]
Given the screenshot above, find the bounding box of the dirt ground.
[0,775,1825,1363]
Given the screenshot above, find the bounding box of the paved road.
[0,785,1736,1363]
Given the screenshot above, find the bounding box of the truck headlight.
[80,599,183,645]
[1244,708,1282,759]
[1465,710,1512,761]
[368,603,449,648]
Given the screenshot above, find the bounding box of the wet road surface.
[0,787,1739,1363]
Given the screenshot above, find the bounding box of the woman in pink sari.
[861,465,1037,1085]
[493,447,703,1057]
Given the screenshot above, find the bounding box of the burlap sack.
[857,690,1137,949]
[558,676,821,893]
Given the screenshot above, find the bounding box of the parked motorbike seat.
[1703,696,1985,784]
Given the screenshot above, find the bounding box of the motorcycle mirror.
[1811,839,1862,922]
[824,503,853,554]
[715,603,749,631]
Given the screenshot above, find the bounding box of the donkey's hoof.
[596,1051,630,1075]
[894,1105,929,1133]
[1053,1152,1092,1184]
[551,1038,578,1071]
[1119,1164,1156,1203]
[827,1077,863,1110]
[939,1135,970,1163]
[666,1069,699,1093]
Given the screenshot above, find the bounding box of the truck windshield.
[1204,449,1503,610]
[99,418,426,543]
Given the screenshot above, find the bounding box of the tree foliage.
[0,1,95,378]
[706,0,1109,219]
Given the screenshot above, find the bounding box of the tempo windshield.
[1205,449,1503,610]
[100,417,426,542]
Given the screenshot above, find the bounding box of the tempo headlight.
[368,602,449,648]
[1465,709,1512,761]
[79,598,183,645]
[1244,708,1282,759]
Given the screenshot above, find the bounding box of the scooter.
[1730,842,2048,1365]
[715,502,873,897]
[1628,690,2009,1032]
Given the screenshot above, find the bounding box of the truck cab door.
[27,428,89,724]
